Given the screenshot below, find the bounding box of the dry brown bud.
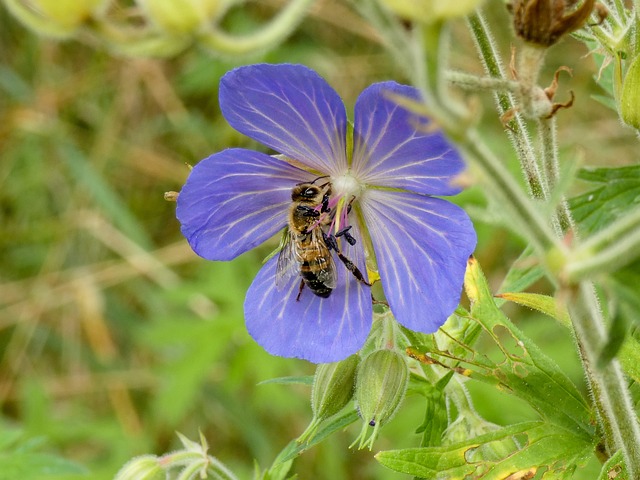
[509,0,602,47]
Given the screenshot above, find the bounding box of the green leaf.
[376,421,593,479]
[495,292,571,328]
[413,373,451,447]
[496,246,545,300]
[569,166,640,235]
[498,289,640,383]
[455,258,592,434]
[273,409,359,465]
[257,376,314,386]
[0,453,87,480]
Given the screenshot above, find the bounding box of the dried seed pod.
[509,0,600,47]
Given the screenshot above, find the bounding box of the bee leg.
[321,193,331,213]
[296,279,305,301]
[336,251,372,286]
[325,231,370,287]
[296,205,320,217]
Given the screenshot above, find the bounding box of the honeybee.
[276,178,370,300]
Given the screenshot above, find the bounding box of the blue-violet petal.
[177,148,311,261]
[360,190,476,332]
[352,82,464,196]
[220,64,348,176]
[244,221,372,363]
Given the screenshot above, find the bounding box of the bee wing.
[309,229,337,289]
[276,230,300,290]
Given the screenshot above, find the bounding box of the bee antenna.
[309,175,330,185]
[295,175,330,187]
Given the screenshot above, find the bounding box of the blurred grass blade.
[58,141,153,249]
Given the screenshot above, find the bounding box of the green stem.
[565,205,640,281]
[568,282,640,477]
[460,131,558,256]
[467,7,640,471]
[199,0,314,55]
[206,456,240,480]
[466,12,547,200]
[536,118,573,233]
[446,71,521,94]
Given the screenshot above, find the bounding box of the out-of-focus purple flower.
[177,63,476,363]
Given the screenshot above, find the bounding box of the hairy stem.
[466,12,547,200]
[536,118,573,234]
[568,282,640,476]
[565,205,640,281]
[467,5,640,471]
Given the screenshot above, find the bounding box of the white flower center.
[331,172,363,200]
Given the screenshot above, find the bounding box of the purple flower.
[176,64,476,363]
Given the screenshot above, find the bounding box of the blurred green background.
[0,1,637,479]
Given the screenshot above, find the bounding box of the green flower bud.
[298,354,359,443]
[114,455,164,480]
[380,0,483,24]
[353,349,409,450]
[5,0,104,38]
[621,54,640,130]
[138,0,228,34]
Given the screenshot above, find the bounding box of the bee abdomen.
[300,261,332,298]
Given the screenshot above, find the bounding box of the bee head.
[292,177,332,203]
[292,183,322,201]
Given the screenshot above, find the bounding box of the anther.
[336,226,357,245]
[323,233,339,252]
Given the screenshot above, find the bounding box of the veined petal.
[244,221,372,363]
[176,148,312,261]
[361,190,476,333]
[352,82,464,196]
[220,64,348,176]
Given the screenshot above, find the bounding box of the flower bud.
[311,354,359,418]
[620,54,640,130]
[114,455,164,480]
[353,349,409,449]
[7,0,104,37]
[509,0,597,47]
[138,0,227,34]
[298,355,359,443]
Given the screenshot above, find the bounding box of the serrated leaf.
[498,289,640,383]
[413,374,450,447]
[569,166,640,235]
[445,258,592,434]
[376,421,593,479]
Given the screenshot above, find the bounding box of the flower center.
[307,172,362,241]
[331,173,362,200]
